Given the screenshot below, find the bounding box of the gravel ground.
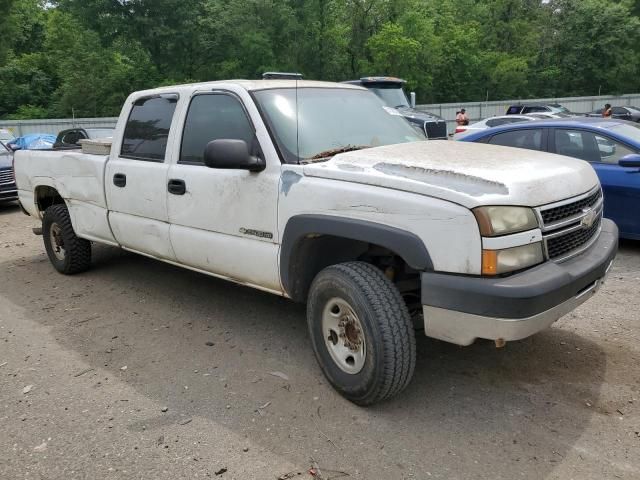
[0,202,638,480]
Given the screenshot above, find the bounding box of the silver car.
[453,115,535,140]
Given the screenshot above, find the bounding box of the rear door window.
[488,129,544,151]
[121,95,178,162]
[179,93,255,165]
[612,107,628,115]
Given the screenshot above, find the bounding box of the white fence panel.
[0,117,119,138]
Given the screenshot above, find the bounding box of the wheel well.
[285,235,422,318]
[35,186,64,214]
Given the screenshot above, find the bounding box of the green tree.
[2,0,640,118]
[545,0,640,96]
[367,23,421,80]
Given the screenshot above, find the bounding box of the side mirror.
[410,92,416,108]
[203,139,265,172]
[619,153,640,168]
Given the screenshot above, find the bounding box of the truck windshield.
[253,88,422,163]
[366,84,410,108]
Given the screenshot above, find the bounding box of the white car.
[453,115,535,140]
[14,79,618,405]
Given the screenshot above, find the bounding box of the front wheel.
[307,262,416,405]
[42,204,92,274]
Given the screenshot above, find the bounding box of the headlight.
[473,206,538,236]
[482,243,544,275]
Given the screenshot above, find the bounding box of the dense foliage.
[1,0,639,119]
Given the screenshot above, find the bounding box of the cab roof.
[130,79,365,98]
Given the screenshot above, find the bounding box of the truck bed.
[15,149,116,245]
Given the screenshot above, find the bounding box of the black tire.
[42,204,91,274]
[307,261,416,405]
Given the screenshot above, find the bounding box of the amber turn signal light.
[482,249,498,276]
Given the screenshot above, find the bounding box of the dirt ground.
[0,202,638,480]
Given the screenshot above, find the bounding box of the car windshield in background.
[604,122,640,143]
[253,88,422,163]
[366,85,409,108]
[550,105,571,114]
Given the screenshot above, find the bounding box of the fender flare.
[32,181,74,224]
[280,214,433,299]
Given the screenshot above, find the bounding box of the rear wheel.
[307,262,416,405]
[42,204,91,274]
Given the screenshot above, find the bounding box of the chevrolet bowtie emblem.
[581,208,597,229]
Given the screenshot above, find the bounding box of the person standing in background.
[602,104,613,118]
[456,108,469,126]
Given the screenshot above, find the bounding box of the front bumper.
[0,185,18,202]
[421,218,618,345]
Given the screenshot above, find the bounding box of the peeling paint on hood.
[373,163,509,196]
[301,141,599,208]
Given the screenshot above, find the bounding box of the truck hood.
[301,141,599,209]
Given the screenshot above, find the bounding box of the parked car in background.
[459,118,640,240]
[506,103,576,116]
[586,106,640,122]
[54,127,115,149]
[0,141,17,203]
[7,133,56,151]
[453,115,535,140]
[343,77,448,139]
[0,128,15,143]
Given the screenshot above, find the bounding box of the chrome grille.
[536,187,603,262]
[540,189,602,225]
[424,121,448,140]
[546,217,601,259]
[0,168,13,185]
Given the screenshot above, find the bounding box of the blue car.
[460,117,640,240]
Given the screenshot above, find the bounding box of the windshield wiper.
[302,145,369,163]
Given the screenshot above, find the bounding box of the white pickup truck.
[15,80,618,405]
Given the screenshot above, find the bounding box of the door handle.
[168,179,186,195]
[113,173,126,187]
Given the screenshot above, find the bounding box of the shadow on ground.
[0,202,20,216]
[0,244,612,478]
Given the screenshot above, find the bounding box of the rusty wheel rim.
[49,223,66,261]
[322,297,366,374]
